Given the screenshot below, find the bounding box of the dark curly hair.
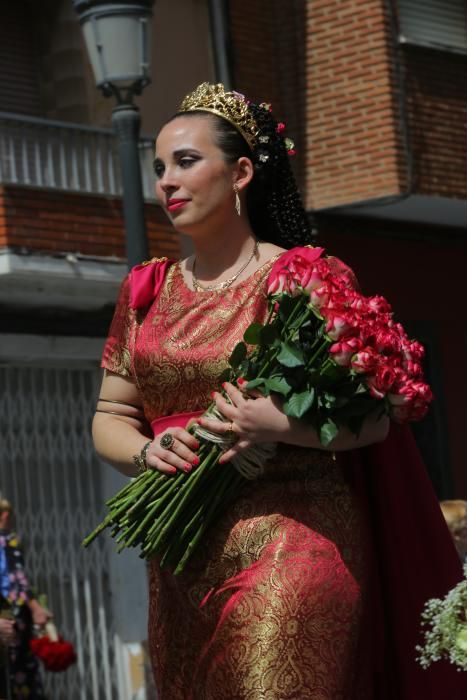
[168,104,312,250]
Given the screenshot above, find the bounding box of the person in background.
[0,498,51,699]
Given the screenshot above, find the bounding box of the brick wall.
[402,46,467,199]
[230,1,467,212]
[305,0,405,209]
[0,185,180,261]
[230,0,405,209]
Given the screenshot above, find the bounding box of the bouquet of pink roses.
[83,246,432,573]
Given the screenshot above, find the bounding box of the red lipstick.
[167,198,189,213]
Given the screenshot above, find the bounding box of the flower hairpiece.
[276,121,296,156]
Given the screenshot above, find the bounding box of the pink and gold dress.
[102,258,372,699]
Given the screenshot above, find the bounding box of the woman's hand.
[198,380,390,462]
[198,381,291,464]
[0,618,17,645]
[146,428,200,475]
[29,599,52,628]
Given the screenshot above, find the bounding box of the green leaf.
[277,343,305,367]
[319,363,342,381]
[277,294,298,322]
[243,323,263,345]
[218,367,233,383]
[283,389,315,418]
[264,376,292,396]
[319,419,339,447]
[355,383,369,395]
[229,342,247,368]
[245,378,266,390]
[309,306,324,321]
[260,324,279,345]
[323,392,337,408]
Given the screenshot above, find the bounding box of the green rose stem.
[164,466,244,571]
[172,474,234,575]
[119,498,167,550]
[307,338,332,369]
[104,468,153,505]
[144,446,219,554]
[82,474,159,547]
[254,303,312,380]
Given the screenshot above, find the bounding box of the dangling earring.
[233,184,241,216]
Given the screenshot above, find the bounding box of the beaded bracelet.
[132,440,152,474]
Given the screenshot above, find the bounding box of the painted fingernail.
[184,463,192,473]
[222,382,227,389]
[237,377,246,385]
[168,467,177,475]
[192,456,200,466]
[210,391,216,399]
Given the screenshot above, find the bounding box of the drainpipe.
[208,0,233,88]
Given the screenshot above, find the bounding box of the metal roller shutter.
[398,0,467,52]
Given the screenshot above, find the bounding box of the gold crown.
[178,83,259,150]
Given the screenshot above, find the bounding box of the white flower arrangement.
[417,563,467,671]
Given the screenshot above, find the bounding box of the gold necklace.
[192,240,259,292]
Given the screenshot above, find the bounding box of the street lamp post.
[73,0,155,268]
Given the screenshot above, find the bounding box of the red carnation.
[30,629,77,672]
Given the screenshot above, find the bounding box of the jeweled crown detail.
[178,82,259,149]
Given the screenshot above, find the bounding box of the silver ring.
[159,433,175,450]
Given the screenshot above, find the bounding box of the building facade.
[0,0,466,697]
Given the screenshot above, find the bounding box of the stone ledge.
[0,251,127,310]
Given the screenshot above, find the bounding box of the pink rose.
[267,247,325,296]
[309,283,331,309]
[388,379,432,407]
[287,258,315,295]
[374,328,401,353]
[351,348,379,374]
[348,294,370,313]
[366,364,397,399]
[404,360,423,378]
[368,295,392,314]
[325,310,355,341]
[329,337,363,366]
[390,380,432,422]
[401,339,425,363]
[267,269,290,295]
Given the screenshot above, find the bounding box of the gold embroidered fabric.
[102,259,372,699]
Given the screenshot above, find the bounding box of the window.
[398,0,467,53]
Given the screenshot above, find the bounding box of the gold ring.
[225,422,237,440]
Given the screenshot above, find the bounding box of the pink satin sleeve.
[129,258,175,309]
[150,410,204,437]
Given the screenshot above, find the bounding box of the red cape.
[344,424,467,698]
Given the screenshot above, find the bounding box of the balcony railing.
[0,111,156,201]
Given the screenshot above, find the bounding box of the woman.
[93,83,464,699]
[0,499,50,699]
